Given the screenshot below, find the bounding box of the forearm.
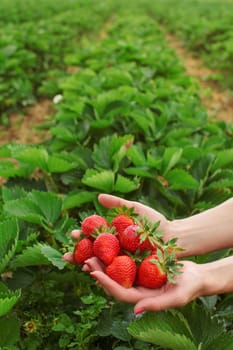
[168,198,233,257]
[200,255,233,296]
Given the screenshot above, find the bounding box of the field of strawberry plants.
[0,0,233,349]
[147,0,233,89]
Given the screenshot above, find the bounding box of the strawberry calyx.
[108,205,138,219]
[150,246,183,284]
[134,217,164,251]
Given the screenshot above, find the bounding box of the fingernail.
[90,272,98,280]
[134,308,145,316]
[84,260,91,267]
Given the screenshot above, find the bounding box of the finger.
[62,252,75,264]
[85,257,105,272]
[90,271,143,303]
[98,194,135,210]
[71,229,82,240]
[98,194,150,218]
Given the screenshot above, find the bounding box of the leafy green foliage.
[147,0,233,89]
[0,218,19,274]
[128,304,233,350]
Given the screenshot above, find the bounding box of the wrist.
[167,219,200,257]
[199,256,233,296]
[167,198,233,258]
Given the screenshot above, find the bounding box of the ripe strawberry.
[93,233,120,265]
[137,219,162,253]
[119,224,141,253]
[73,238,94,265]
[106,255,137,288]
[137,254,167,289]
[111,214,135,236]
[81,215,108,237]
[139,236,157,253]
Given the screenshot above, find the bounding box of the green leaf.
[212,149,233,171]
[0,160,33,178]
[111,320,131,341]
[127,145,147,166]
[82,169,115,192]
[0,313,20,346]
[128,310,196,350]
[162,148,183,175]
[4,197,43,225]
[47,155,76,173]
[0,290,21,317]
[114,174,140,193]
[166,169,199,190]
[10,244,50,268]
[0,219,19,274]
[4,191,62,227]
[40,245,66,270]
[2,186,27,202]
[92,135,133,171]
[14,147,49,172]
[63,191,98,210]
[28,191,62,226]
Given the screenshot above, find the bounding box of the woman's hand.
[83,258,205,314]
[98,193,172,240]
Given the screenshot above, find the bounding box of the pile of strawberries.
[73,207,182,289]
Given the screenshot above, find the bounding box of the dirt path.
[0,99,54,146]
[165,33,233,123]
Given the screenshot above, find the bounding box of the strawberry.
[81,214,109,237]
[119,224,141,253]
[106,255,137,288]
[137,219,162,253]
[111,214,135,236]
[137,254,167,289]
[139,236,157,253]
[73,238,94,265]
[93,233,120,265]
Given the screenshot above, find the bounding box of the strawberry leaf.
[0,289,21,317]
[0,218,19,274]
[82,169,115,192]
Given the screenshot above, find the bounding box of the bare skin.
[63,194,233,314]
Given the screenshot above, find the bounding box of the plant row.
[144,0,233,89]
[0,0,115,121]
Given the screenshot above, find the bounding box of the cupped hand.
[85,258,205,314]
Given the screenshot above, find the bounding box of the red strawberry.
[137,254,167,289]
[73,238,94,265]
[81,215,108,237]
[111,214,135,236]
[119,224,141,253]
[106,255,137,288]
[139,236,157,253]
[137,219,161,253]
[93,233,120,265]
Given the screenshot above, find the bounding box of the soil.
[165,33,233,123]
[0,99,54,146]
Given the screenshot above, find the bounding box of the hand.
[62,193,173,264]
[84,258,205,314]
[98,193,172,242]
